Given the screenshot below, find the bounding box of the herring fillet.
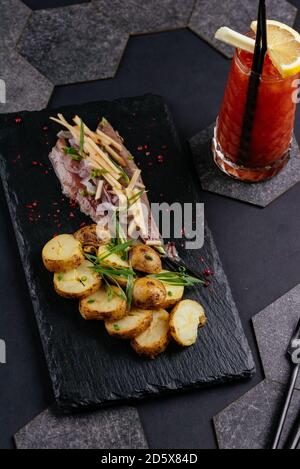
[49,119,161,243]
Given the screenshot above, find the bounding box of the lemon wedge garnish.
[251,20,300,78]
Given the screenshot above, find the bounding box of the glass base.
[212,129,291,183]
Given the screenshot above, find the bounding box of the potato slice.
[74,224,104,254]
[42,234,84,272]
[158,270,185,309]
[131,310,170,359]
[133,277,166,310]
[54,260,101,299]
[130,245,162,274]
[170,300,206,347]
[98,245,129,269]
[105,308,153,339]
[79,285,127,321]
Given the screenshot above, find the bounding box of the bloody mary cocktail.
[213,47,299,182]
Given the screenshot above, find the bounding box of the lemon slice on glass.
[251,20,300,78]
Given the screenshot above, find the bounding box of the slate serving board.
[0,94,255,410]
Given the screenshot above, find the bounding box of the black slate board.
[0,94,255,410]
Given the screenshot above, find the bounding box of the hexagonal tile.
[253,284,300,391]
[17,4,129,85]
[189,0,298,58]
[0,48,53,113]
[0,0,31,48]
[189,124,300,207]
[93,0,195,35]
[14,406,148,449]
[214,380,300,449]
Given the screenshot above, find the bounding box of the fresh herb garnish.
[79,119,85,157]
[57,274,64,281]
[87,299,95,304]
[90,168,108,179]
[128,155,135,161]
[79,189,88,197]
[85,253,136,306]
[98,241,133,262]
[81,276,88,282]
[168,291,173,297]
[127,190,144,208]
[63,146,83,161]
[149,268,205,287]
[113,324,120,331]
[126,272,134,310]
[145,254,153,261]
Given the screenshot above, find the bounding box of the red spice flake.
[203,268,214,277]
[145,152,151,156]
[144,145,148,150]
[137,146,143,151]
[57,223,62,229]
[199,256,205,263]
[42,126,48,131]
[52,202,58,206]
[12,154,21,165]
[69,212,75,219]
[204,280,211,288]
[80,222,86,228]
[44,170,49,175]
[162,144,168,150]
[148,162,153,167]
[14,117,22,124]
[157,155,164,164]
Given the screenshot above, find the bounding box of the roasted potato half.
[158,270,185,309]
[130,245,162,274]
[133,277,166,310]
[54,260,101,299]
[170,300,206,347]
[42,234,84,272]
[105,308,153,339]
[131,310,170,359]
[79,285,127,321]
[74,224,102,254]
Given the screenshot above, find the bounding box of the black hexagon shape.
[17,3,130,85]
[93,0,195,35]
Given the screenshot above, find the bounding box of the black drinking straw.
[238,0,268,162]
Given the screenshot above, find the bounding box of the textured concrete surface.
[253,284,300,391]
[189,0,298,58]
[214,379,300,449]
[93,0,195,34]
[189,124,300,207]
[0,48,53,113]
[17,4,129,85]
[14,407,148,449]
[0,0,31,48]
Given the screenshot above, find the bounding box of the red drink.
[213,46,299,182]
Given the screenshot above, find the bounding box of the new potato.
[132,278,166,309]
[131,310,170,359]
[170,300,206,347]
[42,234,84,272]
[130,245,162,274]
[105,308,153,339]
[80,285,127,321]
[54,260,101,299]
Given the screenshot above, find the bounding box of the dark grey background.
[0,0,299,449]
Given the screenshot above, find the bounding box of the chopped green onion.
[145,254,153,261]
[57,274,64,281]
[63,147,83,161]
[87,299,95,304]
[90,168,108,179]
[128,190,144,208]
[149,269,204,287]
[114,324,120,331]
